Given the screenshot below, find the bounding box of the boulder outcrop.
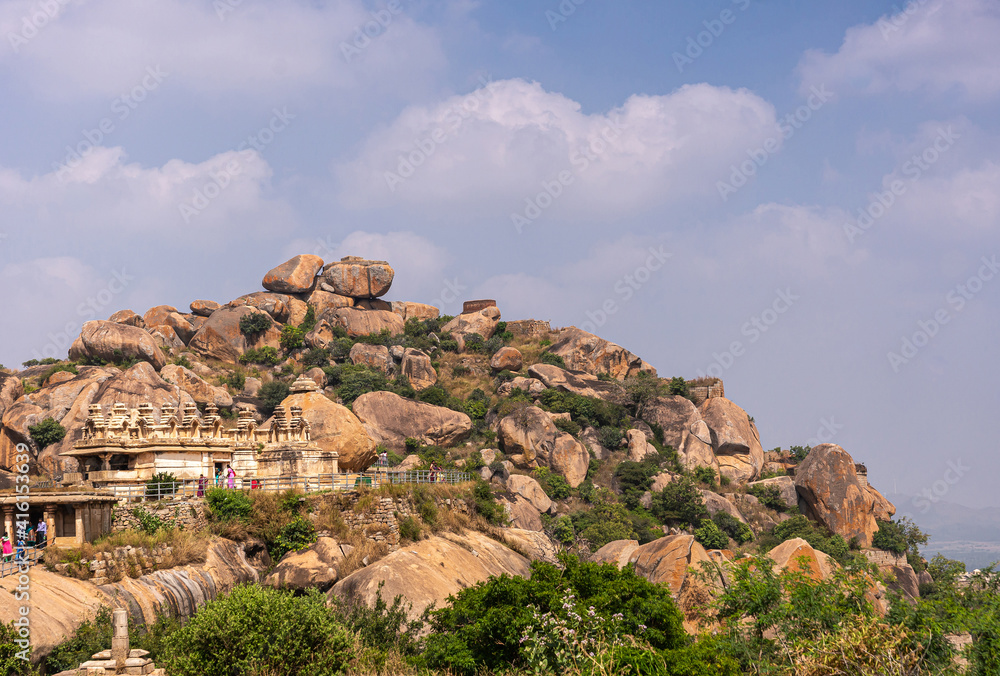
[498,406,589,486]
[699,398,764,483]
[68,320,167,370]
[546,327,656,380]
[330,530,531,621]
[109,309,145,328]
[321,257,394,299]
[643,396,701,449]
[400,348,436,390]
[767,538,837,581]
[160,364,233,408]
[441,306,501,340]
[527,363,622,400]
[279,391,376,471]
[352,391,472,451]
[349,343,393,374]
[262,254,324,294]
[188,306,282,364]
[227,292,293,323]
[794,444,880,548]
[391,301,439,322]
[748,476,798,510]
[490,346,523,372]
[143,306,197,344]
[324,307,404,338]
[263,537,346,592]
[189,300,220,317]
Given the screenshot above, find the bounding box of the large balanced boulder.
[698,398,764,483]
[280,391,376,471]
[143,305,196,344]
[490,347,523,372]
[262,254,324,294]
[68,320,167,371]
[391,301,439,322]
[441,306,501,340]
[188,306,282,364]
[794,444,880,548]
[352,391,472,451]
[321,256,394,299]
[263,537,345,592]
[108,309,145,328]
[324,308,404,338]
[189,299,220,317]
[330,530,531,621]
[527,363,622,401]
[546,327,656,380]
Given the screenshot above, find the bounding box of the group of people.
[195,465,237,497]
[1,518,48,563]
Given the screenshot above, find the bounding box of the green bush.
[22,357,60,367]
[597,425,623,450]
[789,445,811,462]
[713,511,753,544]
[417,385,448,407]
[1,620,35,674]
[161,585,352,676]
[872,519,907,554]
[771,515,851,564]
[28,417,66,449]
[328,582,425,658]
[133,507,171,535]
[41,363,78,381]
[299,304,317,332]
[692,465,717,486]
[301,347,329,367]
[571,490,636,550]
[205,487,252,522]
[272,516,317,561]
[552,516,575,545]
[326,363,391,404]
[539,351,566,368]
[666,376,690,398]
[748,483,787,511]
[239,346,281,365]
[532,466,571,500]
[613,460,659,509]
[553,416,581,436]
[398,516,423,541]
[328,337,354,361]
[695,519,728,550]
[144,471,179,501]
[472,481,506,526]
[223,370,246,392]
[259,380,290,416]
[651,475,708,528]
[279,325,305,351]
[238,312,272,335]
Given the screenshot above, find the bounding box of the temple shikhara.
[60,375,338,484]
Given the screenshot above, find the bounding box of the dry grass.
[43,528,214,579]
[433,351,493,400]
[338,535,391,578]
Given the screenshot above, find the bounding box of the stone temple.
[61,375,338,485]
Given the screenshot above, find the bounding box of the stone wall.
[506,319,551,340]
[687,379,725,405]
[319,491,472,545]
[113,499,209,532]
[863,549,907,567]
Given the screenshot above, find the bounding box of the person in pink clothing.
[226,465,236,489]
[1,535,12,562]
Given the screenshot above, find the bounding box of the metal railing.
[0,545,44,578]
[102,469,474,502]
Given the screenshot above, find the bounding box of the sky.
[0,0,998,519]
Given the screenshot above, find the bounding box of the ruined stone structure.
[62,376,338,485]
[54,608,166,675]
[461,299,497,314]
[686,378,725,405]
[0,492,117,547]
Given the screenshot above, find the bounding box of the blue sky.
[1,0,998,519]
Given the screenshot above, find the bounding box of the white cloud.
[335,78,778,221]
[0,0,446,101]
[798,0,1000,100]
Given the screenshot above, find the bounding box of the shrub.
[552,516,575,545]
[463,333,486,353]
[22,357,60,367]
[28,417,66,449]
[613,460,658,509]
[624,371,660,416]
[494,369,517,384]
[451,364,470,377]
[301,347,329,367]
[651,475,708,528]
[144,472,179,501]
[327,364,390,404]
[693,465,717,486]
[398,516,423,541]
[205,487,252,522]
[438,339,459,352]
[713,511,754,544]
[553,416,581,436]
[532,467,571,500]
[666,376,690,398]
[299,304,317,332]
[597,425,623,450]
[161,585,352,676]
[238,312,272,335]
[417,385,449,407]
[771,515,851,564]
[695,519,729,549]
[748,483,787,511]
[789,445,811,462]
[259,380,290,416]
[328,337,354,361]
[223,370,246,392]
[42,363,78,381]
[472,481,505,526]
[571,491,636,549]
[279,325,305,351]
[271,516,317,561]
[1,620,36,674]
[133,507,171,535]
[539,351,566,368]
[328,582,425,658]
[239,346,281,365]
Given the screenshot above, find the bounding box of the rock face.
[677,421,719,473]
[767,538,836,581]
[109,309,145,328]
[644,396,700,448]
[143,306,197,344]
[867,485,897,522]
[188,306,282,364]
[506,474,553,515]
[280,391,375,472]
[794,444,879,548]
[321,257,394,299]
[160,364,233,408]
[68,320,167,370]
[748,476,798,510]
[262,254,324,294]
[263,537,345,592]
[352,391,472,451]
[701,490,747,523]
[441,306,502,340]
[325,308,404,338]
[189,300,220,317]
[228,292,293,323]
[490,347,523,372]
[626,428,657,462]
[546,327,656,380]
[306,289,354,316]
[391,301,440,322]
[330,530,530,621]
[400,348,436,391]
[592,534,714,595]
[698,398,764,483]
[498,407,589,487]
[349,343,393,374]
[527,363,622,401]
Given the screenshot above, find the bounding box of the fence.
[0,545,44,578]
[105,469,474,502]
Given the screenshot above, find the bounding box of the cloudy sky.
[1,0,998,516]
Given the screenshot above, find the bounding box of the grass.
[43,528,213,579]
[431,351,493,400]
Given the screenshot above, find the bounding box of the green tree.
[259,380,290,416]
[238,311,272,335]
[28,417,66,449]
[651,475,708,527]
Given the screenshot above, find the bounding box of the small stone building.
[0,492,117,546]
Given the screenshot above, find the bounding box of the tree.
[28,417,66,449]
[259,380,290,416]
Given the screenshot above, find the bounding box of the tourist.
[227,465,236,489]
[429,462,439,483]
[197,474,207,497]
[36,519,47,549]
[24,522,34,548]
[215,468,223,487]
[1,535,11,562]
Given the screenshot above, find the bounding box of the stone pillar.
[74,505,85,546]
[2,507,13,541]
[111,608,129,670]
[43,507,56,546]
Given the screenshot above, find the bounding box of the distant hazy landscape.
[893,493,1000,570]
